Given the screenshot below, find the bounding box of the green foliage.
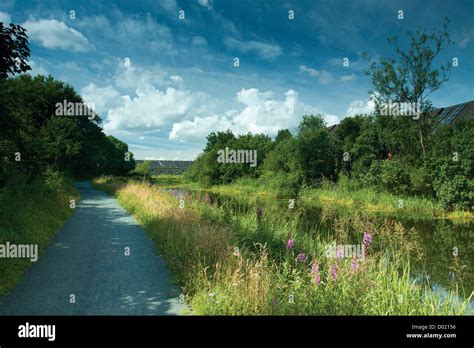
[0,172,77,294]
[0,23,31,79]
[0,74,135,184]
[377,159,412,196]
[93,176,472,315]
[363,17,453,157]
[130,161,152,180]
[428,118,474,210]
[185,130,273,185]
[295,115,336,183]
[261,170,302,198]
[185,19,472,211]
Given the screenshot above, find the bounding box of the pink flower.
[363,232,373,246]
[286,239,294,250]
[296,251,307,262]
[311,261,321,285]
[336,244,344,260]
[351,258,358,270]
[331,264,337,281]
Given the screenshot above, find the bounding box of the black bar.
[0,316,472,346]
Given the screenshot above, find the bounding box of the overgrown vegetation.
[0,173,78,294]
[93,176,472,315]
[185,19,473,212]
[0,22,135,291]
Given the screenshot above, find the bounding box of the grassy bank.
[93,175,472,315]
[164,175,472,221]
[0,177,79,294]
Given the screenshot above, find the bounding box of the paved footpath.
[0,181,185,315]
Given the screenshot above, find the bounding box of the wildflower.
[296,251,307,262]
[351,258,358,271]
[286,238,295,250]
[331,264,337,281]
[336,244,344,260]
[311,261,321,285]
[256,207,263,219]
[363,232,373,246]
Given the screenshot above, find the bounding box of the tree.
[0,74,135,184]
[295,115,336,183]
[363,17,453,157]
[132,161,152,182]
[0,23,31,79]
[275,129,292,144]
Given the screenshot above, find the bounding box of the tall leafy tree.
[0,23,31,79]
[364,17,453,158]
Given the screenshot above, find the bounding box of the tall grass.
[92,176,472,315]
[0,172,78,294]
[188,175,473,221]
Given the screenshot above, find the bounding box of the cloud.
[80,83,122,113]
[340,74,356,82]
[75,14,176,55]
[0,11,11,24]
[459,31,474,48]
[225,37,282,60]
[103,86,210,132]
[198,0,213,10]
[170,88,338,142]
[159,0,178,15]
[299,65,319,77]
[23,19,94,52]
[345,98,375,116]
[191,35,207,46]
[29,60,48,76]
[299,65,334,84]
[170,75,183,84]
[170,115,233,142]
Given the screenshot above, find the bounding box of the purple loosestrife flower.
[336,244,344,260]
[311,261,321,285]
[286,238,294,250]
[296,251,307,262]
[331,264,337,281]
[363,232,373,246]
[351,258,358,271]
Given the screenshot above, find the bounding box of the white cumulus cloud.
[103,87,210,132]
[345,98,375,116]
[170,88,339,142]
[23,19,94,52]
[81,83,122,113]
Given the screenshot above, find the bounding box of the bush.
[363,159,412,195]
[433,168,473,211]
[408,166,433,197]
[378,159,412,195]
[42,167,67,195]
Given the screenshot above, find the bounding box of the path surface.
[0,182,185,315]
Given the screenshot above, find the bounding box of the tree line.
[186,18,473,211]
[0,22,135,191]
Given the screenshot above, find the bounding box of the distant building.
[135,160,193,175]
[431,100,474,124]
[327,100,474,132]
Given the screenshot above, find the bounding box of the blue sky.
[1,0,473,160]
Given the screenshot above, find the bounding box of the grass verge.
[93,175,472,315]
[0,178,78,295]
